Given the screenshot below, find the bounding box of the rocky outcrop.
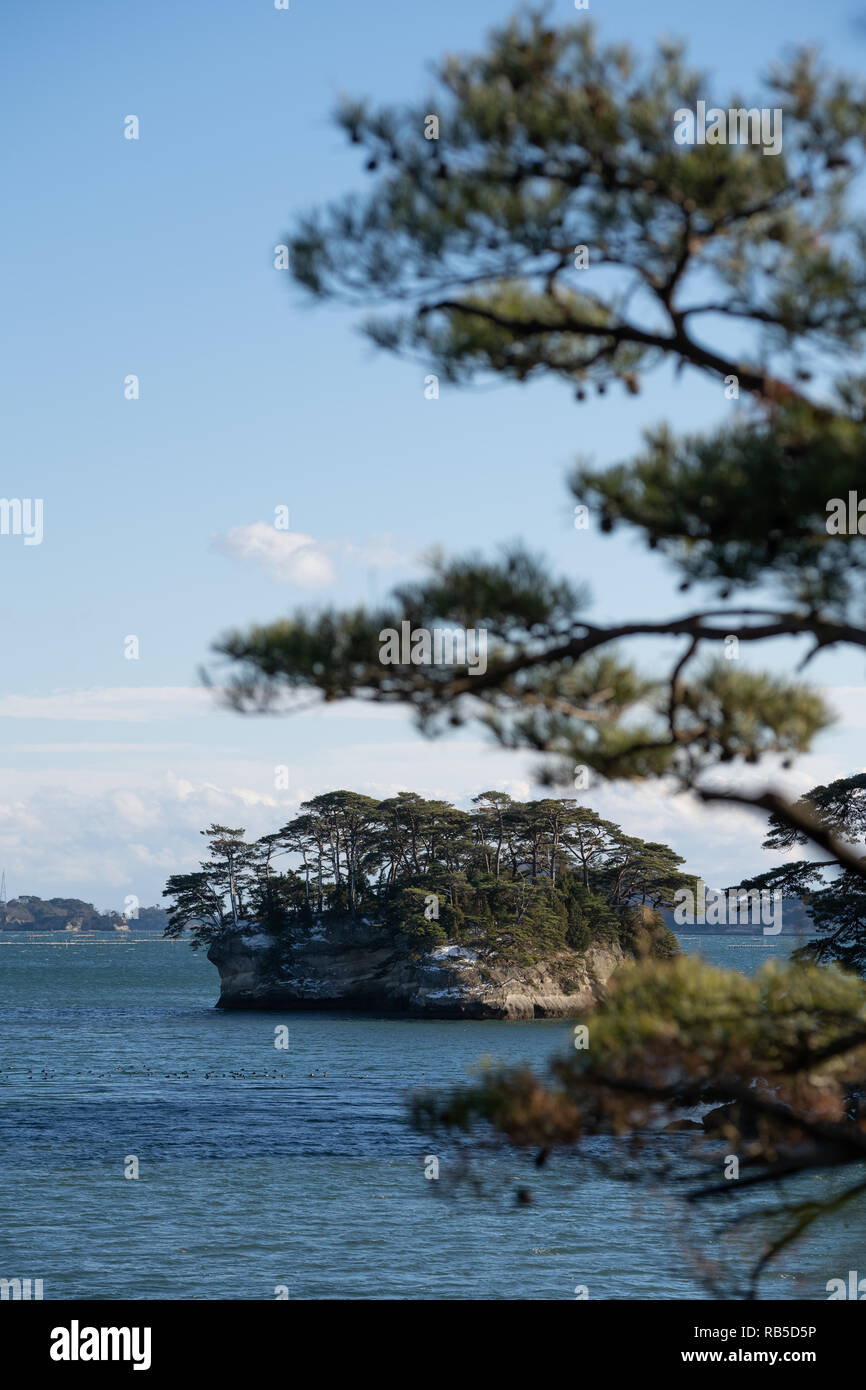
[207,919,622,1019]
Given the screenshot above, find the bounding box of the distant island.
[0,896,169,933]
[662,897,814,936]
[165,791,687,1017]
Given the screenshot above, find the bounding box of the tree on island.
[204,12,866,1293]
[164,824,258,946]
[163,790,689,960]
[739,773,866,972]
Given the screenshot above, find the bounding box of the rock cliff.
[207,919,622,1019]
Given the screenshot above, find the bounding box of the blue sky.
[2,0,866,909]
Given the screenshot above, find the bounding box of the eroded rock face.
[207,920,622,1019]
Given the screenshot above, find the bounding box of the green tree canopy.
[163,789,688,962]
[738,774,866,971]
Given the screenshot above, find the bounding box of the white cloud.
[13,742,203,753]
[3,681,865,913]
[0,774,294,903]
[211,522,417,588]
[0,687,222,722]
[0,688,411,726]
[212,523,336,586]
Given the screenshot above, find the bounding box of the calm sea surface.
[0,931,861,1299]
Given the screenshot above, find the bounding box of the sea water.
[0,931,859,1299]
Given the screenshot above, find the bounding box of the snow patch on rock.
[427,945,479,965]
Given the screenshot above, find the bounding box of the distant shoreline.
[0,928,178,940]
[672,927,812,938]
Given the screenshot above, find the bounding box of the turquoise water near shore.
[0,931,861,1300]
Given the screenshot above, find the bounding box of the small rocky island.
[207,920,623,1018]
[165,790,685,1018]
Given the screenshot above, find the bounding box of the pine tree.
[204,12,866,1289]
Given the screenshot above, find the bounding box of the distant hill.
[0,896,169,932]
[661,896,814,936]
[133,904,170,932]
